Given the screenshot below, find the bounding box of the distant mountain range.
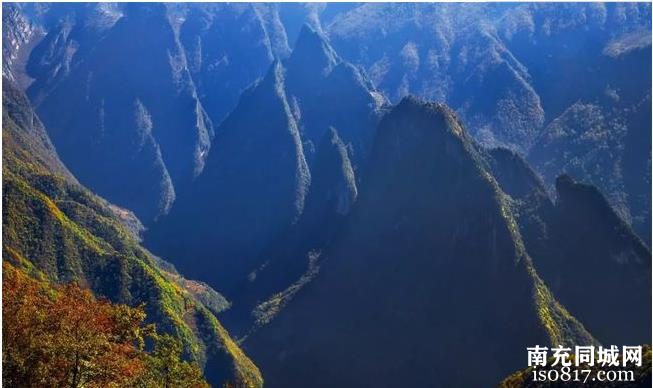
[5,3,650,243]
[3,3,651,387]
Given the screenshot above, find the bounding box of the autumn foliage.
[2,262,209,388]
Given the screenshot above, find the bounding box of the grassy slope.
[2,80,262,387]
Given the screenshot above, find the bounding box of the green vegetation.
[253,250,321,328]
[474,135,597,350]
[3,261,209,388]
[2,81,262,387]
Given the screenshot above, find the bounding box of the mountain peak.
[396,95,456,119]
[538,173,652,344]
[380,97,472,156]
[286,23,340,77]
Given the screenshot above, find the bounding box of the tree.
[2,261,209,387]
[135,333,209,388]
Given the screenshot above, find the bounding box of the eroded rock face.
[147,61,311,294]
[2,3,43,87]
[147,24,384,295]
[283,24,386,166]
[179,4,280,126]
[28,3,213,222]
[217,127,359,337]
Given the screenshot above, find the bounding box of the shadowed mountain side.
[147,62,311,295]
[179,4,279,126]
[284,24,386,166]
[30,3,213,223]
[325,3,651,242]
[488,149,651,345]
[220,127,358,338]
[243,97,595,388]
[541,175,651,345]
[524,29,652,243]
[486,147,556,272]
[2,74,74,182]
[147,24,384,296]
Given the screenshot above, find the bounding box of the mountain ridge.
[243,96,595,387]
[2,76,262,387]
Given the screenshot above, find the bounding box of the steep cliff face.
[326,3,650,151]
[244,97,594,388]
[147,61,311,294]
[2,78,262,388]
[25,4,212,223]
[24,3,122,105]
[147,24,384,295]
[2,3,44,88]
[539,175,651,345]
[283,24,385,166]
[220,127,359,338]
[324,3,651,241]
[179,4,281,126]
[489,150,651,346]
[326,3,546,152]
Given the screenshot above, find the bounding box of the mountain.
[3,4,650,386]
[488,148,651,345]
[10,3,649,242]
[323,3,652,242]
[523,9,652,243]
[284,25,386,165]
[147,24,384,295]
[220,126,359,337]
[23,3,123,105]
[324,3,650,150]
[325,3,546,152]
[536,175,650,345]
[529,96,652,245]
[498,3,651,122]
[3,71,74,182]
[17,3,211,223]
[2,77,262,387]
[2,3,44,88]
[10,3,305,225]
[148,60,311,294]
[178,3,284,126]
[242,97,595,387]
